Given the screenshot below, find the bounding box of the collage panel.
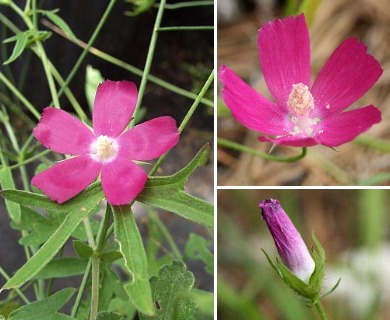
[218,189,390,319]
[217,0,390,186]
[0,1,213,319]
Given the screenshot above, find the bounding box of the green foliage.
[96,312,126,320]
[1,184,104,290]
[0,167,21,223]
[185,233,213,275]
[34,258,88,279]
[7,288,75,320]
[125,0,155,16]
[140,260,197,320]
[138,145,213,228]
[41,10,78,42]
[113,205,154,316]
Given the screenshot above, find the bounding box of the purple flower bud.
[259,198,315,283]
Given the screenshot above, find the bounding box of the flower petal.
[101,158,147,205]
[316,105,381,147]
[219,66,291,135]
[311,38,383,117]
[33,108,95,155]
[259,135,318,147]
[258,14,310,110]
[92,80,138,137]
[31,156,101,204]
[117,116,179,160]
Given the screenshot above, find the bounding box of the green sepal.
[262,232,330,304]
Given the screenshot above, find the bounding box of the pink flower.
[259,198,315,283]
[32,80,179,205]
[220,14,382,147]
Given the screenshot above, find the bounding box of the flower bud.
[259,198,315,283]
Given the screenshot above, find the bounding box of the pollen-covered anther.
[287,83,314,116]
[91,135,118,162]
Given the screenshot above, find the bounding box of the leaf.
[1,185,104,291]
[1,181,103,213]
[184,234,213,275]
[139,260,196,320]
[113,205,154,316]
[3,31,29,65]
[137,145,213,228]
[8,288,75,320]
[85,65,104,111]
[34,258,88,279]
[125,0,155,16]
[0,167,21,222]
[96,312,126,320]
[73,240,93,260]
[11,206,56,246]
[44,11,77,42]
[191,289,214,318]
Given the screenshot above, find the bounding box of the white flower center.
[287,83,314,116]
[286,83,322,137]
[90,135,118,162]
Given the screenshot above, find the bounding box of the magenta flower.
[220,14,382,147]
[260,198,315,283]
[32,80,179,205]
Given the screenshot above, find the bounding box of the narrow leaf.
[113,205,154,316]
[34,258,88,279]
[73,240,93,260]
[137,145,213,228]
[45,11,77,42]
[1,188,102,290]
[2,181,103,213]
[0,167,21,222]
[3,31,29,65]
[8,288,75,320]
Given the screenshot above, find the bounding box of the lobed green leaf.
[138,145,213,228]
[139,260,196,319]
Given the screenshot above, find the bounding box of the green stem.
[71,260,92,318]
[8,150,51,170]
[56,0,117,101]
[148,210,182,259]
[9,2,60,108]
[157,1,213,9]
[131,0,166,126]
[89,205,112,320]
[354,136,390,153]
[0,72,40,119]
[149,69,214,176]
[217,137,307,163]
[314,301,328,320]
[90,254,100,320]
[41,19,213,108]
[158,26,213,31]
[0,267,30,304]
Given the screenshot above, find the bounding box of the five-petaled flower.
[259,198,315,283]
[32,80,179,205]
[220,13,383,147]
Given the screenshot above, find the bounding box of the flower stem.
[89,205,112,320]
[314,301,328,320]
[149,69,214,176]
[131,0,167,127]
[90,254,100,320]
[217,137,307,163]
[41,19,213,108]
[158,26,213,31]
[56,0,117,100]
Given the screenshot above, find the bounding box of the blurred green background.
[217,189,390,319]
